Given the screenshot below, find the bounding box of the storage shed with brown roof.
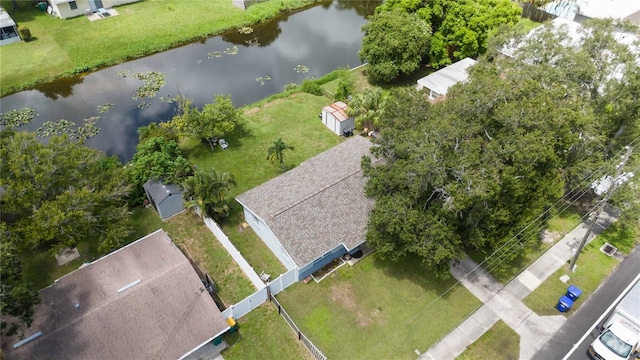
[321,101,355,136]
[5,229,229,360]
[236,136,375,281]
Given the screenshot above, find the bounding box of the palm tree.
[182,168,236,222]
[267,138,294,171]
[346,89,387,130]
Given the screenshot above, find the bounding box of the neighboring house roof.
[0,8,16,27]
[417,58,477,95]
[143,180,185,220]
[236,136,375,267]
[501,17,640,66]
[6,229,229,360]
[544,0,640,24]
[322,101,350,122]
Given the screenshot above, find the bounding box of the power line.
[357,139,639,359]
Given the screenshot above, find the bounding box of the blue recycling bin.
[566,285,582,301]
[556,295,574,312]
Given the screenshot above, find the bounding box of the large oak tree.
[363,19,639,276]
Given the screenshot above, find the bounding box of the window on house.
[252,214,262,228]
[69,1,78,10]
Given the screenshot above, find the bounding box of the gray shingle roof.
[236,136,375,267]
[6,230,228,360]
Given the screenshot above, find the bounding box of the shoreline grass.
[0,0,320,96]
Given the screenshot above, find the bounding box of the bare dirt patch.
[244,97,287,116]
[330,284,371,327]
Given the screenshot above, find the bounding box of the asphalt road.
[532,243,640,360]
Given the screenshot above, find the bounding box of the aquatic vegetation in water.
[224,45,239,55]
[294,64,309,73]
[256,75,272,86]
[207,51,222,59]
[97,103,114,114]
[238,26,254,35]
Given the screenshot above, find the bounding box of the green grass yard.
[277,255,482,360]
[456,321,520,360]
[181,92,344,276]
[523,222,639,316]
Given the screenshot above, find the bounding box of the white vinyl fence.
[268,268,298,296]
[221,286,268,320]
[202,216,264,289]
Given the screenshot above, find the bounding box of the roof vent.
[12,331,42,349]
[117,279,141,293]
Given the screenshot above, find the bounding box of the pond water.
[1,0,379,161]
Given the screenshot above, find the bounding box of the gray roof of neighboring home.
[417,57,477,95]
[143,180,184,220]
[6,230,228,360]
[236,136,375,267]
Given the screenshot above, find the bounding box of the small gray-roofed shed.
[143,179,185,220]
[416,57,477,97]
[236,136,376,267]
[6,229,229,360]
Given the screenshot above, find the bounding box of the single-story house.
[6,229,229,360]
[236,136,375,281]
[0,8,20,46]
[321,101,355,136]
[143,179,185,220]
[416,57,477,101]
[47,0,139,19]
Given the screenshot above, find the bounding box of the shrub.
[283,83,298,91]
[19,27,32,42]
[300,79,323,96]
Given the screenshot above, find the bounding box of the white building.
[416,58,477,101]
[0,8,20,46]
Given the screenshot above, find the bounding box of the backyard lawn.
[276,254,482,360]
[182,91,344,277]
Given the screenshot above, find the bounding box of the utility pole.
[569,145,633,272]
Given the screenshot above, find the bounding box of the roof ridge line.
[273,168,363,217]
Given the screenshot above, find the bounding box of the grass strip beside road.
[523,222,639,316]
[456,320,520,360]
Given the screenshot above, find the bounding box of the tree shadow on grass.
[368,252,460,295]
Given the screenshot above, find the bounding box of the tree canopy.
[1,130,132,255]
[372,0,521,70]
[0,240,39,327]
[363,19,640,276]
[359,10,431,82]
[169,95,244,151]
[125,136,194,204]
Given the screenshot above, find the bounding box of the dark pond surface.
[1,0,380,161]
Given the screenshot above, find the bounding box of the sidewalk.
[420,210,617,360]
